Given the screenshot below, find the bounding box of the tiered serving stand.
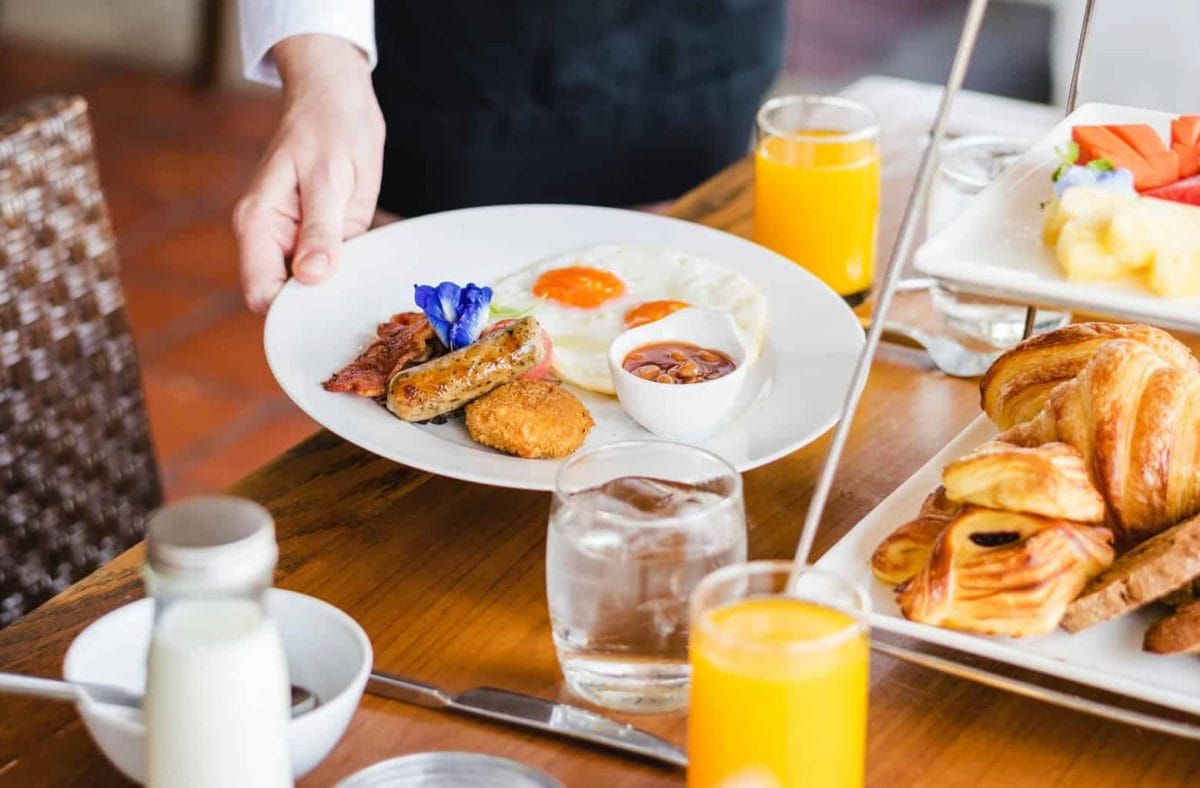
[795,0,1200,740]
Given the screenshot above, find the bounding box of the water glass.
[688,561,869,788]
[927,135,1070,347]
[754,95,881,306]
[546,441,746,713]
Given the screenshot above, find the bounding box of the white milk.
[145,597,292,788]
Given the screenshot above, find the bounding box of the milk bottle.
[143,496,292,788]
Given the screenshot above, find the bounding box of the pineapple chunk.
[1055,219,1127,282]
[1043,187,1136,246]
[1046,187,1200,297]
[1146,245,1200,297]
[1106,207,1160,271]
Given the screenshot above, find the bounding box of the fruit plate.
[263,205,864,491]
[915,102,1200,333]
[815,414,1200,716]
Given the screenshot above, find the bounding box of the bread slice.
[1061,513,1200,633]
[1144,600,1200,654]
[1160,577,1200,608]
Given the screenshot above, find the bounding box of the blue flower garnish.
[414,282,493,350]
[1052,165,1136,198]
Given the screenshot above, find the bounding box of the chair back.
[0,95,161,627]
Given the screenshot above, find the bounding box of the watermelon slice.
[1172,116,1200,178]
[1073,125,1179,190]
[1144,173,1200,207]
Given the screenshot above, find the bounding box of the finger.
[293,163,352,284]
[343,135,385,239]
[233,167,296,313]
[237,217,288,313]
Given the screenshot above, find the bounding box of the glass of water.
[546,441,746,713]
[926,135,1070,347]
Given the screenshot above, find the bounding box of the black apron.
[372,0,786,215]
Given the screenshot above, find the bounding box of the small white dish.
[62,589,372,784]
[607,308,751,440]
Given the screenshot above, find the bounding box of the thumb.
[293,165,351,284]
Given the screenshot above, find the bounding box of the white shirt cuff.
[239,0,377,87]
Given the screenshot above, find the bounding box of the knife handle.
[367,670,453,709]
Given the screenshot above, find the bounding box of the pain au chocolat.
[898,506,1113,637]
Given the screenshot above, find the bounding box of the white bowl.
[607,307,751,440]
[63,589,372,784]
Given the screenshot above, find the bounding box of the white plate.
[816,414,1200,715]
[915,103,1200,332]
[264,205,864,490]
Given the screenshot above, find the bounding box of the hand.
[233,34,385,312]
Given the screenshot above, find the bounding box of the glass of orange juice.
[688,561,870,788]
[754,96,881,306]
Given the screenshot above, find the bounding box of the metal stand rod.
[1066,0,1100,115]
[1021,306,1037,340]
[1022,0,1099,341]
[791,0,992,569]
[873,639,1200,742]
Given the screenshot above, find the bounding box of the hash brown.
[465,380,594,459]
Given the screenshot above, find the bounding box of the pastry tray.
[815,415,1200,728]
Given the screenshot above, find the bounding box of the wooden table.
[4,79,1200,787]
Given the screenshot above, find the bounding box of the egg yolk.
[532,266,625,309]
[623,300,690,329]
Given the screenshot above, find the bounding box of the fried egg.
[490,244,767,394]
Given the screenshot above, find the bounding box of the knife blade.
[366,670,688,769]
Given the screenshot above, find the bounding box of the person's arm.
[233,2,385,312]
[238,0,376,87]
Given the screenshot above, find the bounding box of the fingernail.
[297,253,330,280]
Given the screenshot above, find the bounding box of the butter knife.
[366,670,687,769]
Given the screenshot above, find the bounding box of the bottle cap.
[146,496,278,589]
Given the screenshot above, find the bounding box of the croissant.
[871,486,961,586]
[980,322,1197,430]
[1002,339,1200,545]
[897,506,1114,637]
[942,441,1106,523]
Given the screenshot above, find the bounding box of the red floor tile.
[140,369,256,464]
[121,277,220,347]
[173,406,319,494]
[122,209,246,290]
[152,309,279,397]
[99,142,251,216]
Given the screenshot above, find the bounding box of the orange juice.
[754,131,880,301]
[688,597,869,788]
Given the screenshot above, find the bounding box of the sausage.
[386,316,547,422]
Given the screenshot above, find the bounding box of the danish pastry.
[898,506,1113,637]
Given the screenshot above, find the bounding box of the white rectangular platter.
[915,102,1200,333]
[815,415,1200,715]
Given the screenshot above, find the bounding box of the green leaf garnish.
[490,300,542,319]
[1086,158,1114,173]
[1051,141,1081,182]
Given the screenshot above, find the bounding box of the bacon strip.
[323,312,436,397]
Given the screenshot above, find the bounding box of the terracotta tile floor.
[0,40,318,501]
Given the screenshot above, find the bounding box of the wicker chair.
[0,96,161,627]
